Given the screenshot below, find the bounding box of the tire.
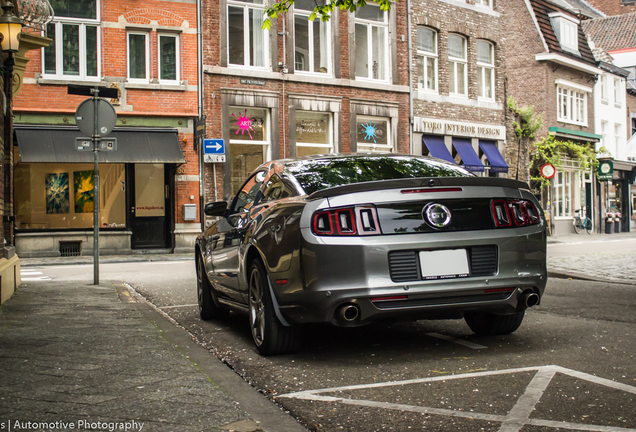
[197,254,229,321]
[585,218,593,234]
[248,258,301,355]
[572,218,581,234]
[465,311,525,336]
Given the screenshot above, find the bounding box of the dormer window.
[549,12,580,55]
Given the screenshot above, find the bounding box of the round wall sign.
[540,163,556,179]
[600,162,611,174]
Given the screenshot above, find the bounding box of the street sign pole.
[92,87,101,286]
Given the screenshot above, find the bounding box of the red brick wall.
[14,0,200,226]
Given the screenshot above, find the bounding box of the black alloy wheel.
[248,258,301,355]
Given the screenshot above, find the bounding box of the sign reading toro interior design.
[414,117,505,139]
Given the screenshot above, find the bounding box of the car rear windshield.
[286,155,473,195]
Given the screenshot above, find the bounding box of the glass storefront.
[356,116,391,152]
[229,107,270,195]
[15,163,126,230]
[295,111,333,156]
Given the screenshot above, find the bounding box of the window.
[43,0,100,80]
[554,170,571,217]
[295,111,333,156]
[448,34,467,96]
[631,117,636,137]
[229,107,271,194]
[227,0,269,68]
[159,34,179,83]
[475,0,492,6]
[614,78,621,106]
[354,3,389,81]
[477,40,494,100]
[549,13,579,54]
[294,0,330,74]
[601,120,609,148]
[600,75,608,102]
[614,123,622,156]
[128,32,149,82]
[557,86,586,125]
[356,116,392,152]
[417,27,437,92]
[15,163,125,230]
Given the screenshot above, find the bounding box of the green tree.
[507,96,543,181]
[262,0,397,30]
[530,134,606,190]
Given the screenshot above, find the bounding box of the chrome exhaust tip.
[338,304,360,322]
[521,291,540,308]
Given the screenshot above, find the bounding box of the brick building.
[12,0,200,257]
[502,0,604,236]
[199,0,410,205]
[410,0,509,179]
[577,0,636,16]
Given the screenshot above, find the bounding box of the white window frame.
[158,33,180,84]
[475,0,492,7]
[549,12,580,54]
[477,40,495,100]
[614,123,622,157]
[600,74,608,102]
[557,85,587,126]
[227,0,270,69]
[356,115,393,152]
[614,78,622,107]
[601,120,609,149]
[127,31,149,84]
[293,5,332,76]
[448,34,468,97]
[354,4,390,83]
[417,27,437,93]
[42,8,101,81]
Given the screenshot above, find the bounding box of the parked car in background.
[195,154,548,355]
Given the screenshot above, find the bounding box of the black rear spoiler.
[308,177,530,200]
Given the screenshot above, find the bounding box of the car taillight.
[311,206,381,236]
[491,199,540,228]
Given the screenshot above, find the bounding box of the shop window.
[448,34,467,96]
[356,116,392,152]
[229,107,271,195]
[417,27,437,92]
[477,40,494,100]
[128,32,149,83]
[294,0,330,75]
[295,111,333,156]
[354,3,389,82]
[43,0,100,80]
[14,163,126,230]
[227,0,269,68]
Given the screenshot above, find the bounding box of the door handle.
[131,206,135,214]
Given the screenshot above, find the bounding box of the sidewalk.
[0,280,307,432]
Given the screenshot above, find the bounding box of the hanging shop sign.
[597,160,613,181]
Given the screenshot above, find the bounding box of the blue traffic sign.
[203,139,225,155]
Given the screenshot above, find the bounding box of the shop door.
[130,164,169,249]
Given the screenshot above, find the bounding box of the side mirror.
[204,201,228,217]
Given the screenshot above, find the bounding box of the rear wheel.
[465,311,525,335]
[585,218,593,234]
[197,254,229,320]
[248,258,301,355]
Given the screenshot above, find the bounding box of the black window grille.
[59,241,81,257]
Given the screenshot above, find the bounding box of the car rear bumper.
[274,226,547,325]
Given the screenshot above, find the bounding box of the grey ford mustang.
[195,154,547,355]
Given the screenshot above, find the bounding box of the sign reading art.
[414,117,505,139]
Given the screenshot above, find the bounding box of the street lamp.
[0,2,22,54]
[0,1,23,255]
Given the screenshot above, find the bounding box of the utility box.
[183,204,197,221]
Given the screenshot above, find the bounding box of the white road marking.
[20,269,51,281]
[21,271,43,275]
[426,332,488,350]
[159,304,198,309]
[278,365,636,432]
[140,261,191,265]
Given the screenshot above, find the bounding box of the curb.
[548,269,636,286]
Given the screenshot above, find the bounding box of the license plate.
[419,249,469,280]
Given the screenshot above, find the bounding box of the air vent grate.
[469,246,498,276]
[388,251,420,282]
[59,241,81,257]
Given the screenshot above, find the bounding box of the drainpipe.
[407,0,414,154]
[197,0,205,231]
